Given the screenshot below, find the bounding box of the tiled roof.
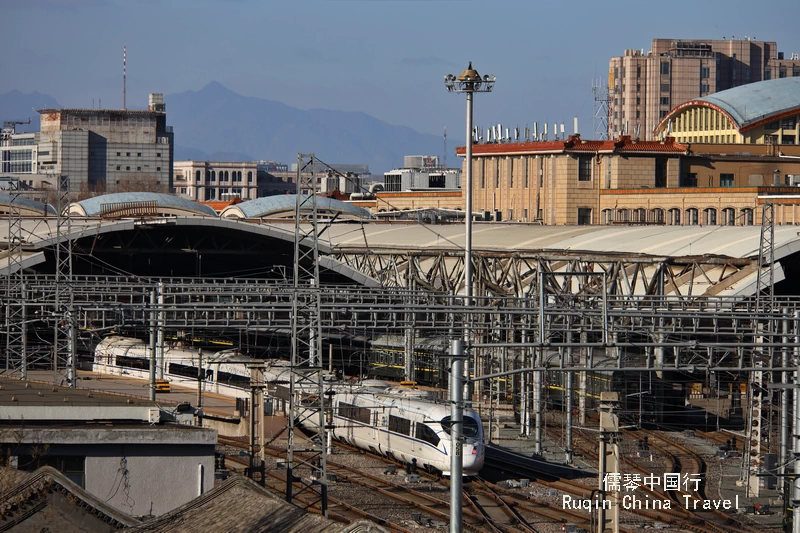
[455,135,686,156]
[124,474,385,533]
[0,466,141,530]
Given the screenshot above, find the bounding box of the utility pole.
[598,392,620,533]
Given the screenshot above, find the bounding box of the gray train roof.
[220,194,372,219]
[70,192,217,217]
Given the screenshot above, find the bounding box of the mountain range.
[0,82,443,175]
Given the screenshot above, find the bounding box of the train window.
[169,363,199,379]
[217,370,250,388]
[388,415,411,435]
[440,416,481,438]
[117,355,149,370]
[415,422,440,446]
[338,402,371,424]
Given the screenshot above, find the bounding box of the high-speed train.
[93,335,485,476]
[318,381,484,476]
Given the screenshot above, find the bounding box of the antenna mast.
[122,45,127,110]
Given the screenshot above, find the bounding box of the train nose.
[462,443,485,472]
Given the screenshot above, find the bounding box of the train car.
[95,336,486,475]
[299,381,484,476]
[93,335,256,399]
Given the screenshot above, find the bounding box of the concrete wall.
[84,444,215,517]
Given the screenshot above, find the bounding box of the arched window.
[238,171,243,182]
[741,208,754,226]
[703,207,717,225]
[686,208,699,225]
[247,171,253,183]
[650,208,664,224]
[205,170,211,182]
[616,209,630,223]
[211,170,216,182]
[602,208,613,225]
[668,208,681,225]
[633,208,646,223]
[722,207,736,226]
[195,170,201,182]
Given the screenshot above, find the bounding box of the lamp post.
[445,62,496,304]
[444,62,495,533]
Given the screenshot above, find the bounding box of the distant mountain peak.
[200,81,234,94]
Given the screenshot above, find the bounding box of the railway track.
[557,424,759,533]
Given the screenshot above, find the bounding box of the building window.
[680,173,697,187]
[196,170,201,182]
[742,208,754,226]
[722,207,736,225]
[602,209,613,224]
[137,166,141,171]
[783,135,796,145]
[247,171,253,182]
[126,166,130,171]
[686,208,699,225]
[660,97,670,106]
[116,152,121,156]
[661,62,670,75]
[137,152,141,157]
[720,173,734,187]
[116,165,121,170]
[578,156,592,182]
[655,158,667,188]
[211,171,216,182]
[701,67,709,78]
[157,153,162,157]
[703,208,717,225]
[126,152,130,156]
[651,208,664,224]
[156,167,161,171]
[385,174,401,192]
[429,174,445,188]
[700,84,709,93]
[668,208,681,225]
[577,208,592,225]
[633,208,646,223]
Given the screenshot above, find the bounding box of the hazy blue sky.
[3,0,799,147]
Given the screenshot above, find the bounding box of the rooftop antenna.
[122,45,127,110]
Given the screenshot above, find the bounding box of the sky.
[3,0,799,149]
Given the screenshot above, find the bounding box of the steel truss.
[287,154,328,514]
[3,273,800,498]
[332,250,757,299]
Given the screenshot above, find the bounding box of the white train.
[317,381,485,476]
[93,335,485,476]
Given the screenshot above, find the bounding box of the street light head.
[444,62,496,93]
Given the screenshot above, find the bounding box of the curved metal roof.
[686,77,800,130]
[220,194,372,219]
[0,194,56,215]
[323,222,800,262]
[70,193,217,217]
